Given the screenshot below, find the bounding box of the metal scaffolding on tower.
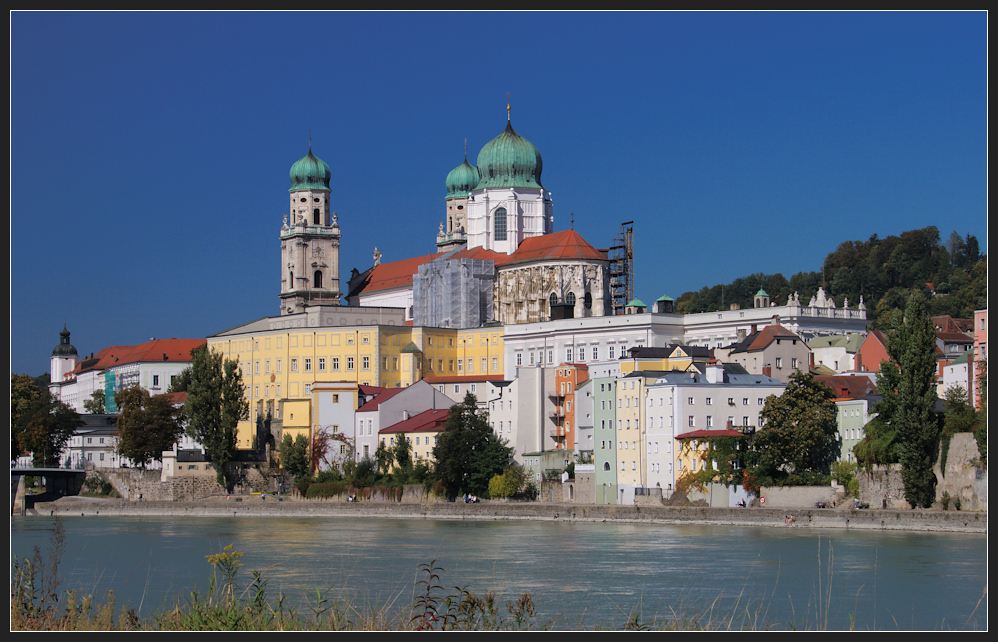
[609,221,634,316]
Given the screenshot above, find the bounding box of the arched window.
[566,292,576,307]
[494,207,507,241]
[313,209,321,225]
[603,462,611,472]
[549,292,558,308]
[313,270,322,288]
[289,271,294,289]
[584,291,593,309]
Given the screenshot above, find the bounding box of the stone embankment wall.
[757,485,842,509]
[859,432,987,511]
[32,497,987,533]
[935,432,987,512]
[99,464,276,502]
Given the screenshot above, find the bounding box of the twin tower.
[279,112,556,316]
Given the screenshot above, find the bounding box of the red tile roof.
[675,429,746,439]
[813,375,878,399]
[356,387,408,412]
[73,339,206,375]
[380,408,450,434]
[504,229,606,266]
[348,252,440,297]
[729,325,804,354]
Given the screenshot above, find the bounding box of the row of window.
[516,344,630,367]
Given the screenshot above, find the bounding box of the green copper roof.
[401,341,422,354]
[627,298,647,308]
[446,156,479,199]
[475,120,543,190]
[289,147,331,192]
[656,294,674,302]
[756,289,769,297]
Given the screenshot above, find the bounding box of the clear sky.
[10,11,987,377]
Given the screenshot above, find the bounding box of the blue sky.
[10,11,987,377]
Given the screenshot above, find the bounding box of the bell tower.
[280,144,342,315]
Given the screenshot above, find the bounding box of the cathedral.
[343,106,612,327]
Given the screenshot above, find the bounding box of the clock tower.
[280,144,342,315]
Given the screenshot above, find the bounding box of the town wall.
[32,497,987,533]
[757,485,841,509]
[935,432,987,512]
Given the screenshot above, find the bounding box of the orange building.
[552,363,589,450]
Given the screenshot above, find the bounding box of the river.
[10,515,987,630]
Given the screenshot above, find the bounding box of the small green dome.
[289,147,331,192]
[475,120,543,190]
[446,156,479,199]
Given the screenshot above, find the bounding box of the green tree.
[11,373,46,458]
[114,386,183,468]
[374,439,394,476]
[280,433,311,483]
[877,289,940,508]
[184,346,248,489]
[853,416,900,467]
[391,432,413,482]
[744,372,840,487]
[83,389,106,414]
[13,392,83,467]
[167,367,192,394]
[433,393,513,499]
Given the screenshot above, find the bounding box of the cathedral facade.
[352,108,611,329]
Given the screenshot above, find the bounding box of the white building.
[642,366,785,501]
[501,288,867,380]
[48,329,205,414]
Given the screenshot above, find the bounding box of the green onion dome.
[446,156,479,199]
[289,147,331,192]
[475,120,543,190]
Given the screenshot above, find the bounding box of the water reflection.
[10,515,986,630]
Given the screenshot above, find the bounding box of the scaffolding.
[609,221,634,315]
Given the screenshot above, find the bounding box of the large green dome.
[289,147,331,192]
[446,156,479,199]
[475,120,543,190]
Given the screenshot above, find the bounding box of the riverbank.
[22,496,987,533]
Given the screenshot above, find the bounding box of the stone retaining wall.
[31,497,986,533]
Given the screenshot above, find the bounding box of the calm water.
[10,515,987,630]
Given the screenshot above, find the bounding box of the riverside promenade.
[27,496,987,533]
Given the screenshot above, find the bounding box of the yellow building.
[207,314,502,450]
[378,408,450,469]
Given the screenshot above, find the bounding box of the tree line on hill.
[675,226,986,328]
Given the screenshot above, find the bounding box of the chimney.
[762,365,772,377]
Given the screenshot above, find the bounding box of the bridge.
[11,467,87,514]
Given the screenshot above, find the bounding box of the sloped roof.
[807,333,865,353]
[502,229,606,266]
[932,315,974,334]
[675,429,747,440]
[72,339,206,376]
[380,408,450,434]
[158,391,188,406]
[936,331,973,344]
[357,387,408,412]
[727,325,804,354]
[813,375,878,399]
[347,252,440,298]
